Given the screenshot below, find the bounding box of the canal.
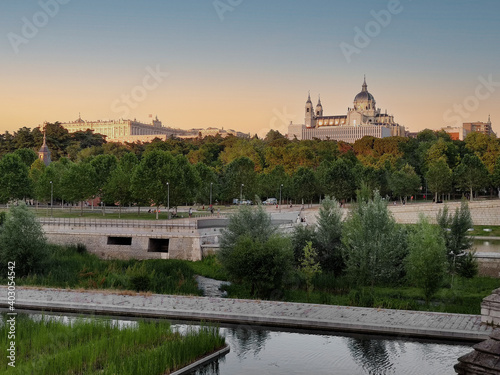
[19,312,472,375]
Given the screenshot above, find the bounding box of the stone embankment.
[1,286,494,342]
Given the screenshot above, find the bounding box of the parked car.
[263,198,277,205]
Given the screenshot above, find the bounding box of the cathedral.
[288,78,406,143]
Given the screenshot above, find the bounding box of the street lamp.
[50,181,53,218]
[210,182,213,207]
[167,182,170,219]
[240,184,244,205]
[279,184,283,213]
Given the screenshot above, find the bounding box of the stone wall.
[45,232,202,261]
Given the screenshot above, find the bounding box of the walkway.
[1,287,494,342]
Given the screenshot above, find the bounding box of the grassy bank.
[4,245,498,315]
[220,272,500,315]
[10,244,201,295]
[0,314,225,375]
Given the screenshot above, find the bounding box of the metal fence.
[38,217,197,230]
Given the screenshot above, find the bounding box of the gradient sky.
[1,0,499,137]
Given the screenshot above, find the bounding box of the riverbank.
[1,286,495,342]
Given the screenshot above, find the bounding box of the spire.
[488,114,491,123]
[307,91,312,103]
[362,75,367,92]
[317,94,322,106]
[42,126,47,146]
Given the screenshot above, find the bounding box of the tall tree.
[388,164,421,202]
[104,153,138,217]
[292,167,317,204]
[342,192,408,287]
[425,157,452,202]
[60,161,97,215]
[221,157,257,203]
[405,216,447,303]
[0,153,31,203]
[315,196,344,274]
[453,154,489,200]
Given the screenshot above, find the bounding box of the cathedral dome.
[354,90,375,102]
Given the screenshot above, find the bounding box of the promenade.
[1,286,495,342]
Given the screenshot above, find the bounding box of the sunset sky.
[1,0,499,137]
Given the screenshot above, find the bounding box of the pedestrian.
[189,207,192,217]
[217,208,220,217]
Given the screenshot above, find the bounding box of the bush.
[219,205,294,297]
[405,216,447,303]
[457,251,478,279]
[0,203,48,277]
[342,191,408,287]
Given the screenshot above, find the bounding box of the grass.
[0,314,225,375]
[220,272,500,315]
[7,244,202,296]
[468,225,500,237]
[5,245,499,315]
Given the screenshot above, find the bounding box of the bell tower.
[305,92,314,128]
[315,95,323,117]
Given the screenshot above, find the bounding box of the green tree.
[315,196,343,274]
[292,167,317,204]
[218,205,293,296]
[342,192,408,287]
[0,153,31,203]
[90,154,118,200]
[425,157,452,202]
[317,159,356,202]
[405,216,447,303]
[60,162,97,215]
[0,203,48,277]
[13,148,38,168]
[300,241,322,299]
[454,154,489,200]
[388,164,421,202]
[436,200,473,275]
[104,153,138,217]
[194,163,219,205]
[221,157,257,203]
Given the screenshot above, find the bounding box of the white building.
[288,78,405,142]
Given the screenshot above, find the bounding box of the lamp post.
[50,181,53,218]
[167,182,170,219]
[210,182,213,207]
[279,184,283,213]
[240,184,244,205]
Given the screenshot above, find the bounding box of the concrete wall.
[45,232,202,261]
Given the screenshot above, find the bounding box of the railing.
[38,217,197,230]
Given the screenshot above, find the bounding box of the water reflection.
[190,326,471,375]
[473,239,500,253]
[347,338,394,374]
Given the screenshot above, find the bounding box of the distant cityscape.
[50,78,495,145]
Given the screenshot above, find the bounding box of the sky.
[1,0,499,137]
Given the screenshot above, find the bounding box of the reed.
[0,314,225,375]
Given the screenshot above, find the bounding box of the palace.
[60,116,249,142]
[288,78,406,143]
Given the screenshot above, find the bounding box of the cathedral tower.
[305,92,314,128]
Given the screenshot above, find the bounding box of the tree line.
[0,123,500,207]
[218,194,476,302]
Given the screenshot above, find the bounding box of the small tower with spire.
[305,92,314,128]
[38,123,52,166]
[315,95,323,117]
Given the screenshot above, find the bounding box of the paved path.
[1,287,495,342]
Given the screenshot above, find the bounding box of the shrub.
[342,191,408,287]
[0,203,48,277]
[405,216,447,303]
